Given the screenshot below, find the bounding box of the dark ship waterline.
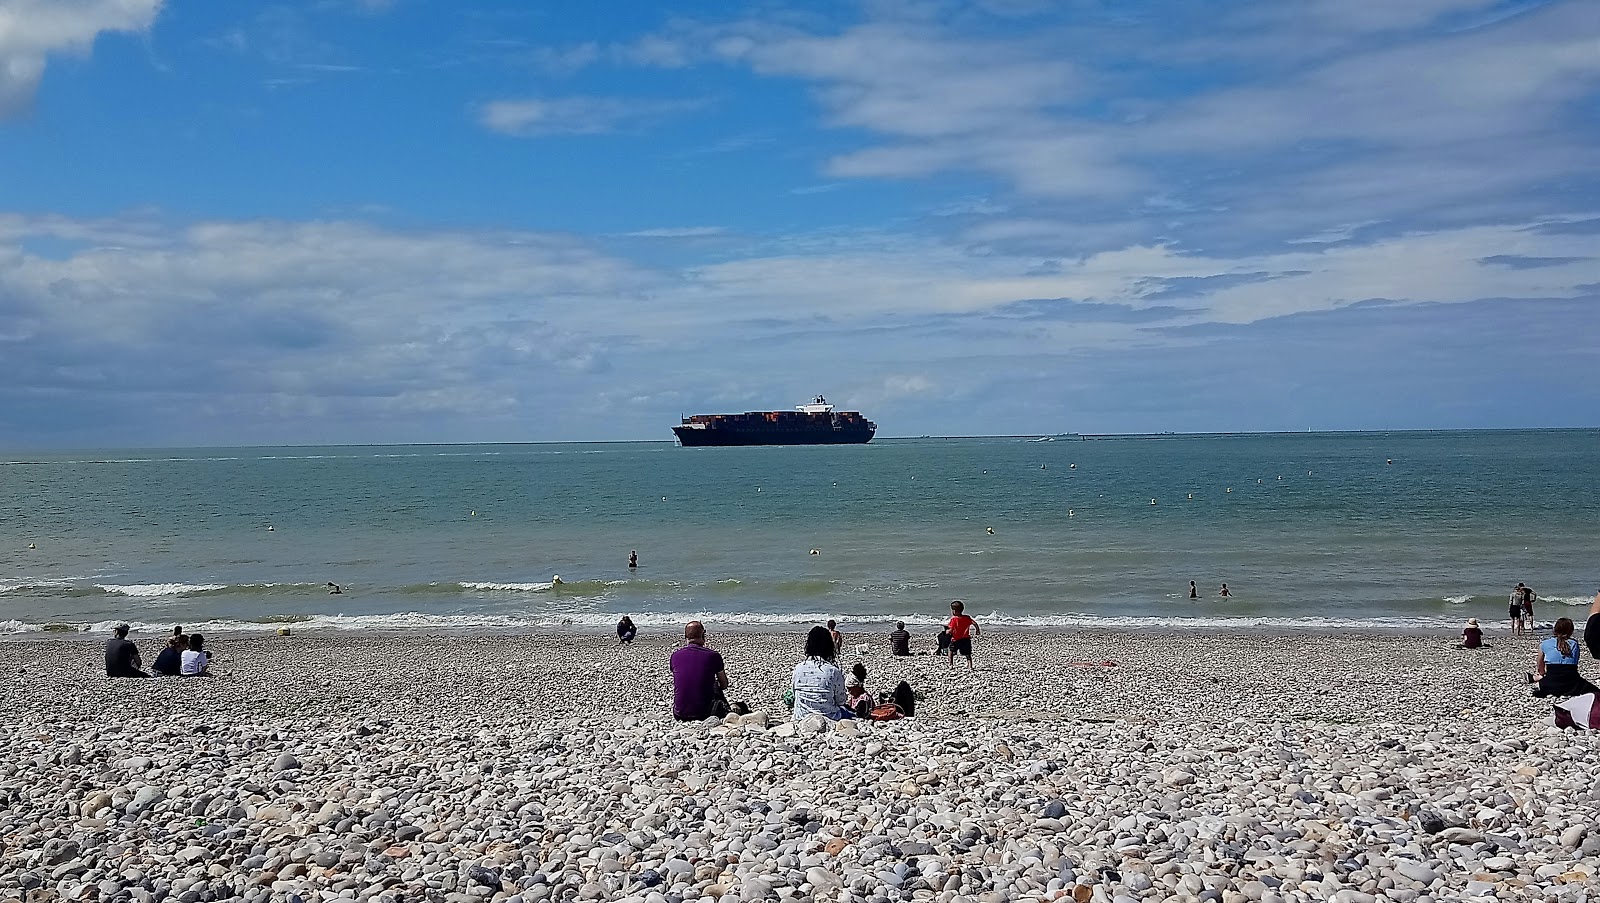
[673,397,877,446]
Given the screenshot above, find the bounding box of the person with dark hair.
[152,634,187,676]
[827,619,843,653]
[1510,582,1528,636]
[889,621,911,656]
[180,634,212,677]
[792,625,850,720]
[670,621,729,720]
[946,600,979,671]
[936,626,951,656]
[1532,617,1598,698]
[1188,581,1198,599]
[104,624,149,678]
[617,616,637,644]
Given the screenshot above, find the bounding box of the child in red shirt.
[946,600,980,670]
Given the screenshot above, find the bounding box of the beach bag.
[869,703,902,721]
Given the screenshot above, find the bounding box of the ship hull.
[673,425,875,446]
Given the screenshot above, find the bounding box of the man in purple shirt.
[670,620,730,720]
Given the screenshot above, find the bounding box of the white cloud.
[0,0,162,117]
[621,226,727,238]
[477,96,703,136]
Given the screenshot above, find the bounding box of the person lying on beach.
[670,621,729,720]
[1458,618,1487,649]
[104,624,149,678]
[792,625,852,721]
[180,634,213,677]
[889,621,911,656]
[617,616,637,645]
[152,634,187,676]
[1531,618,1598,699]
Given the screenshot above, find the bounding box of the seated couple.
[105,625,212,678]
[792,625,915,721]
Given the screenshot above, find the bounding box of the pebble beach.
[2,629,1597,903]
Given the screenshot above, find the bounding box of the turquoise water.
[2,431,1597,633]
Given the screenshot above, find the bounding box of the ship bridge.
[795,395,834,414]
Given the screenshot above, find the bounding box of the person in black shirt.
[152,634,187,675]
[889,621,911,656]
[104,624,149,678]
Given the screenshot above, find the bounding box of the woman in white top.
[180,633,212,677]
[792,625,851,721]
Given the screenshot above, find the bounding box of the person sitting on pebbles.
[1458,618,1488,649]
[152,634,188,676]
[1531,617,1598,699]
[792,625,852,721]
[670,620,730,720]
[846,663,873,717]
[104,624,149,678]
[180,633,213,677]
[616,615,637,645]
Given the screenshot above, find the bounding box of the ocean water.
[2,431,1597,635]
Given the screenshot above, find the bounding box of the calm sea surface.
[2,431,1596,634]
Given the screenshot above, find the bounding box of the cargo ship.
[673,396,877,446]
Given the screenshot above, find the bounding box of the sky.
[0,0,1597,446]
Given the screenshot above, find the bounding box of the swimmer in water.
[327,582,343,595]
[628,550,638,569]
[1219,583,1231,598]
[1189,581,1198,599]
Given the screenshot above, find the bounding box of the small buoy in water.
[662,496,667,501]
[1258,479,1263,484]
[1387,459,1393,465]
[809,548,820,555]
[982,470,987,474]
[986,527,995,535]
[1150,498,1157,505]
[278,627,291,636]
[470,510,476,516]
[1068,509,1074,517]
[1277,475,1283,480]
[757,487,762,492]
[1040,464,1046,470]
[1226,487,1233,493]
[27,542,36,549]
[1187,493,1193,500]
[266,525,275,531]
[1069,463,1076,469]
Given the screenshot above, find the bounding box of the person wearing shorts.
[1510,583,1527,636]
[946,600,979,671]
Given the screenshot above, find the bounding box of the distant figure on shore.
[1510,582,1529,635]
[1189,581,1198,599]
[105,624,149,678]
[1218,583,1231,598]
[792,625,851,721]
[1587,590,1600,658]
[1458,618,1486,649]
[946,600,980,671]
[617,616,637,645]
[327,582,343,595]
[936,626,952,656]
[152,634,188,676]
[628,551,637,569]
[670,620,729,720]
[180,634,212,677]
[1532,617,1598,698]
[827,619,843,653]
[889,621,911,656]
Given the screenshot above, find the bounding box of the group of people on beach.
[665,600,981,722]
[1471,586,1600,702]
[104,624,212,678]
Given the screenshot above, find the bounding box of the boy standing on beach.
[946,601,979,671]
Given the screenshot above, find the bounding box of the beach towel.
[1551,693,1600,730]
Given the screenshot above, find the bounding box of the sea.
[2,430,1596,636]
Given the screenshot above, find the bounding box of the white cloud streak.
[0,0,162,117]
[477,95,704,136]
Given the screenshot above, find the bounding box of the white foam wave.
[1444,595,1472,605]
[459,581,555,592]
[96,583,227,597]
[0,609,1472,635]
[1546,595,1596,606]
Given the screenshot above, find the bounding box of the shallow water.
[2,430,1596,633]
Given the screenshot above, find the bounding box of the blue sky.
[0,0,1597,445]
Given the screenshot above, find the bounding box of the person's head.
[827,619,837,630]
[113,624,129,639]
[621,615,633,625]
[895,620,905,630]
[1466,618,1478,628]
[1554,616,1575,656]
[846,673,862,690]
[173,625,183,636]
[684,620,705,645]
[950,600,964,615]
[1517,582,1526,589]
[167,634,184,649]
[851,662,867,682]
[804,625,836,661]
[188,634,205,652]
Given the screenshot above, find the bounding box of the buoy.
[810,549,820,555]
[278,627,291,636]
[470,511,477,516]
[1069,463,1076,469]
[27,542,36,549]
[986,527,995,535]
[1040,464,1046,470]
[1258,479,1263,484]
[1067,509,1074,517]
[1150,499,1157,505]
[662,496,667,501]
[1387,459,1393,465]
[1187,494,1193,500]
[267,526,275,531]
[757,487,762,492]
[1277,475,1283,481]
[1226,487,1233,493]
